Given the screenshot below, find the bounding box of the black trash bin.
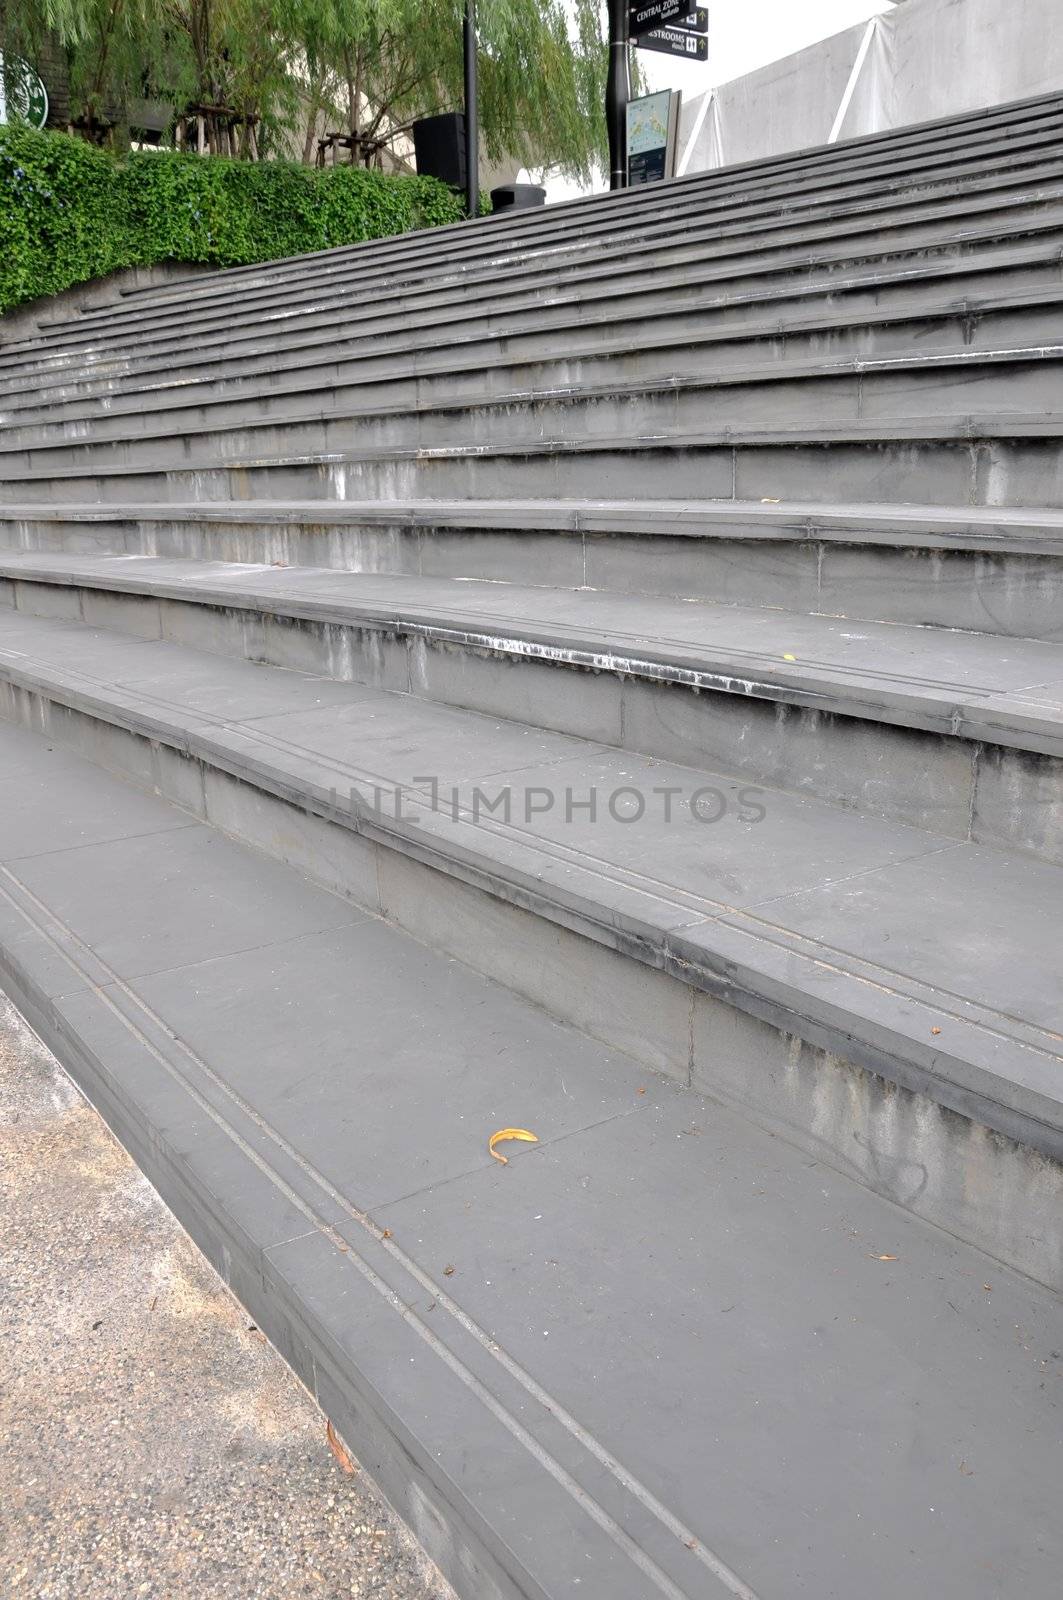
[490,183,547,214]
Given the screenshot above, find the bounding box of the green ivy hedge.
[0,124,468,314]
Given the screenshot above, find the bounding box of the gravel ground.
[0,996,457,1600]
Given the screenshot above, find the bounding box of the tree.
[293,0,622,182]
[0,0,165,141]
[1,0,631,178]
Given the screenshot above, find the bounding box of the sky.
[640,0,895,96]
[534,0,896,196]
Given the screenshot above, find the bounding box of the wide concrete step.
[9,238,1063,423]
[2,553,1061,862]
[2,713,1060,1600]
[8,253,1063,428]
[3,496,1061,639]
[23,106,1063,358]
[3,348,1061,487]
[9,161,1063,392]
[98,85,1063,320]
[0,610,1061,1290]
[8,282,1063,444]
[6,417,1062,512]
[8,189,1063,410]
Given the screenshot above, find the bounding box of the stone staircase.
[1,92,1062,1600]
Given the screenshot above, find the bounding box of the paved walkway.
[0,997,455,1600]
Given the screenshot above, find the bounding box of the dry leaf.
[931,1026,942,1036]
[489,1127,539,1164]
[983,1283,992,1292]
[636,1087,646,1096]
[443,1264,456,1276]
[871,1253,898,1261]
[959,1460,974,1476]
[327,1421,356,1475]
[381,1228,392,1239]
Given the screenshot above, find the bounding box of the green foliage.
[1,0,624,178]
[0,121,468,312]
[298,0,625,183]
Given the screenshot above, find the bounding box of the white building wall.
[679,0,1063,174]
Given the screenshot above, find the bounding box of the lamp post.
[606,0,630,190]
[464,0,479,217]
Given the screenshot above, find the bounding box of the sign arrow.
[628,0,695,40]
[635,27,708,60]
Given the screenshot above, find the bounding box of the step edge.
[2,559,1061,757]
[1,649,1060,1172]
[10,296,1063,441]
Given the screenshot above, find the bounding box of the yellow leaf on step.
[489,1127,539,1164]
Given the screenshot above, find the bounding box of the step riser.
[10,435,1063,511]
[10,248,1063,420]
[4,576,1059,860]
[4,359,1060,480]
[10,301,1063,446]
[1,671,1059,1293]
[19,149,1063,363]
[2,514,1061,641]
[11,181,1063,394]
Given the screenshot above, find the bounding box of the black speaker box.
[412,112,467,189]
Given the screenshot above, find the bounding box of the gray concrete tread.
[3,348,1062,478]
[0,608,1061,1165]
[2,552,1062,752]
[9,164,1063,381]
[5,264,1063,427]
[18,136,1063,359]
[1,715,1059,1599]
[6,234,1061,413]
[7,280,1063,439]
[4,496,1062,554]
[4,412,1062,504]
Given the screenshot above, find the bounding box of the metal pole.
[464,0,479,217]
[607,0,630,190]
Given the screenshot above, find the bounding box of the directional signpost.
[628,0,695,36]
[634,3,707,61]
[636,26,707,61]
[609,0,708,191]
